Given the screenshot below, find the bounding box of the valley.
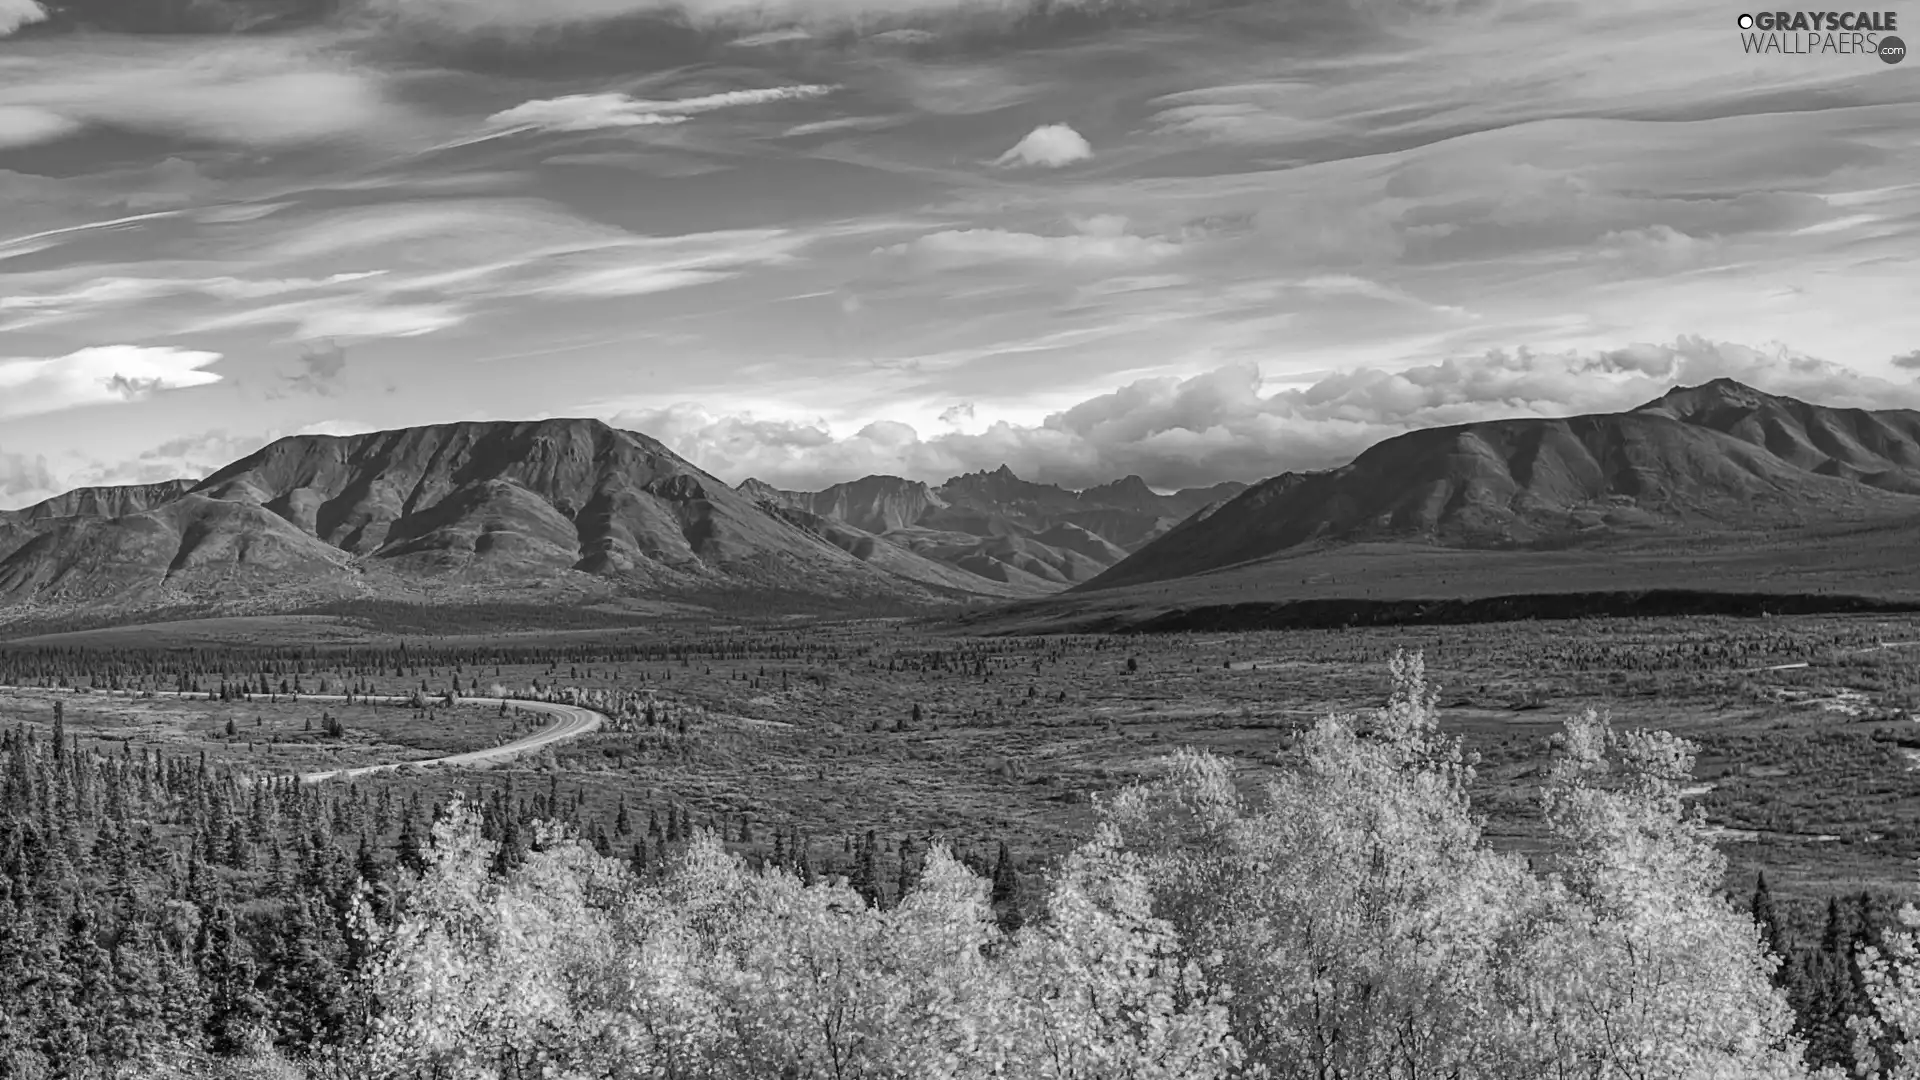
[7,610,1920,938]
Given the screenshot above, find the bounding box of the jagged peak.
[942,464,1029,486]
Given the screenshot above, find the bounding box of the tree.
[197,903,267,1056]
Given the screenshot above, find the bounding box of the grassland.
[0,689,544,776]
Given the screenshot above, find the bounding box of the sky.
[2,0,1918,508]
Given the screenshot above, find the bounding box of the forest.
[6,645,1920,1077]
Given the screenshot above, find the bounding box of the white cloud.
[0,105,79,148]
[531,268,733,298]
[0,40,394,148]
[994,123,1092,168]
[609,337,1920,492]
[880,224,1179,271]
[730,27,813,45]
[1596,225,1719,274]
[486,85,837,133]
[295,420,381,438]
[0,211,184,263]
[188,298,465,341]
[0,0,45,36]
[0,346,222,420]
[0,271,392,332]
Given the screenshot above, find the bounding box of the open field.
[5,611,1920,939]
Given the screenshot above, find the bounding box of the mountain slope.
[1084,380,1920,593]
[0,495,356,605]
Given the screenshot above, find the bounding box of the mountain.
[0,419,1000,619]
[1634,378,1920,493]
[734,468,1251,593]
[1081,380,1920,594]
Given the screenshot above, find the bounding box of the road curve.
[296,696,604,784]
[0,685,604,784]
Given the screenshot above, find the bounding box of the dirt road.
[0,685,604,784]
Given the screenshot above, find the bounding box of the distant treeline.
[0,592,963,643]
[1106,591,1920,633]
[0,632,1135,691]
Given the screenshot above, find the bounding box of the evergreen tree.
[1751,872,1787,975]
[991,840,1022,933]
[197,903,266,1056]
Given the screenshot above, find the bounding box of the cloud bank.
[614,336,1920,492]
[0,39,394,149]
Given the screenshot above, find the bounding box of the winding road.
[0,685,605,784]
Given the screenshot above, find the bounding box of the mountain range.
[4,378,1920,631]
[0,419,1246,623]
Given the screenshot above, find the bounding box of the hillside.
[1079,380,1920,596]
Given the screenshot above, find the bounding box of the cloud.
[610,336,1920,492]
[0,271,394,333]
[879,221,1179,271]
[189,297,466,342]
[994,124,1092,168]
[485,84,836,133]
[295,420,382,437]
[281,341,350,397]
[0,444,59,507]
[0,0,45,37]
[105,430,265,486]
[0,346,222,421]
[358,0,1458,53]
[938,402,975,426]
[729,27,813,45]
[1595,225,1720,275]
[0,39,394,149]
[0,105,80,148]
[13,198,815,344]
[1893,351,1920,371]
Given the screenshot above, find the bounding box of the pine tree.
[1751,872,1787,973]
[197,902,266,1056]
[991,840,1023,933]
[851,830,883,908]
[896,836,923,902]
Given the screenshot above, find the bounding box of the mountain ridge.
[1079,379,1920,594]
[13,378,1911,627]
[0,421,1254,621]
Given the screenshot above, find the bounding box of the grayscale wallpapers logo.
[1736,10,1905,60]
